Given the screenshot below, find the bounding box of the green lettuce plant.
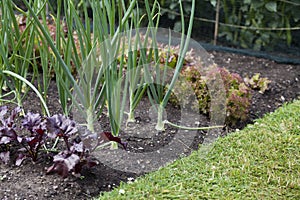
[244,73,271,94]
[220,68,251,125]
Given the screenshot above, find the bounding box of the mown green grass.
[98,99,300,200]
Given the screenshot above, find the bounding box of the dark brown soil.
[1,50,300,200]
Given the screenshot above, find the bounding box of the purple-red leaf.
[22,112,46,134]
[47,162,69,178]
[15,153,26,166]
[53,153,80,170]
[0,151,10,164]
[101,132,127,149]
[46,114,77,138]
[0,128,18,144]
[47,152,81,178]
[27,137,40,149]
[0,135,11,144]
[71,140,84,153]
[6,107,21,128]
[0,106,8,125]
[0,106,20,145]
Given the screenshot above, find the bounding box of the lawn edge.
[97,98,300,200]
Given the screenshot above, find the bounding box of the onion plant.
[0,0,37,108]
[141,0,224,131]
[21,0,138,140]
[11,0,223,152]
[0,0,56,116]
[122,1,161,123]
[141,0,197,131]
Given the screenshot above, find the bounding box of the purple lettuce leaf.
[70,138,84,153]
[0,127,19,144]
[19,113,47,162]
[0,106,8,124]
[46,136,99,178]
[0,106,21,144]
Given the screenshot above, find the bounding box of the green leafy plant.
[209,0,300,50]
[140,0,195,131]
[209,67,252,125]
[170,65,210,114]
[0,0,62,115]
[3,0,224,151]
[244,73,271,94]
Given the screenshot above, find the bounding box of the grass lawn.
[98,99,300,200]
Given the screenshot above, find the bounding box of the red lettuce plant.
[170,66,252,125]
[217,68,252,125]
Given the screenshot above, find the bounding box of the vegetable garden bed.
[1,50,299,199]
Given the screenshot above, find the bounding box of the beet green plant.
[0,106,48,165]
[0,105,126,178]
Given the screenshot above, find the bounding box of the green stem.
[127,93,135,123]
[155,104,165,131]
[164,120,224,131]
[110,141,118,150]
[86,106,95,132]
[3,70,50,117]
[50,137,60,151]
[0,91,17,105]
[127,110,135,123]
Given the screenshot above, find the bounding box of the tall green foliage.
[209,0,300,50]
[137,0,300,50]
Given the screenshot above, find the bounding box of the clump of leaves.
[0,107,127,178]
[170,66,209,113]
[18,112,48,165]
[46,115,127,178]
[244,73,271,94]
[0,106,22,164]
[170,67,252,125]
[217,68,252,125]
